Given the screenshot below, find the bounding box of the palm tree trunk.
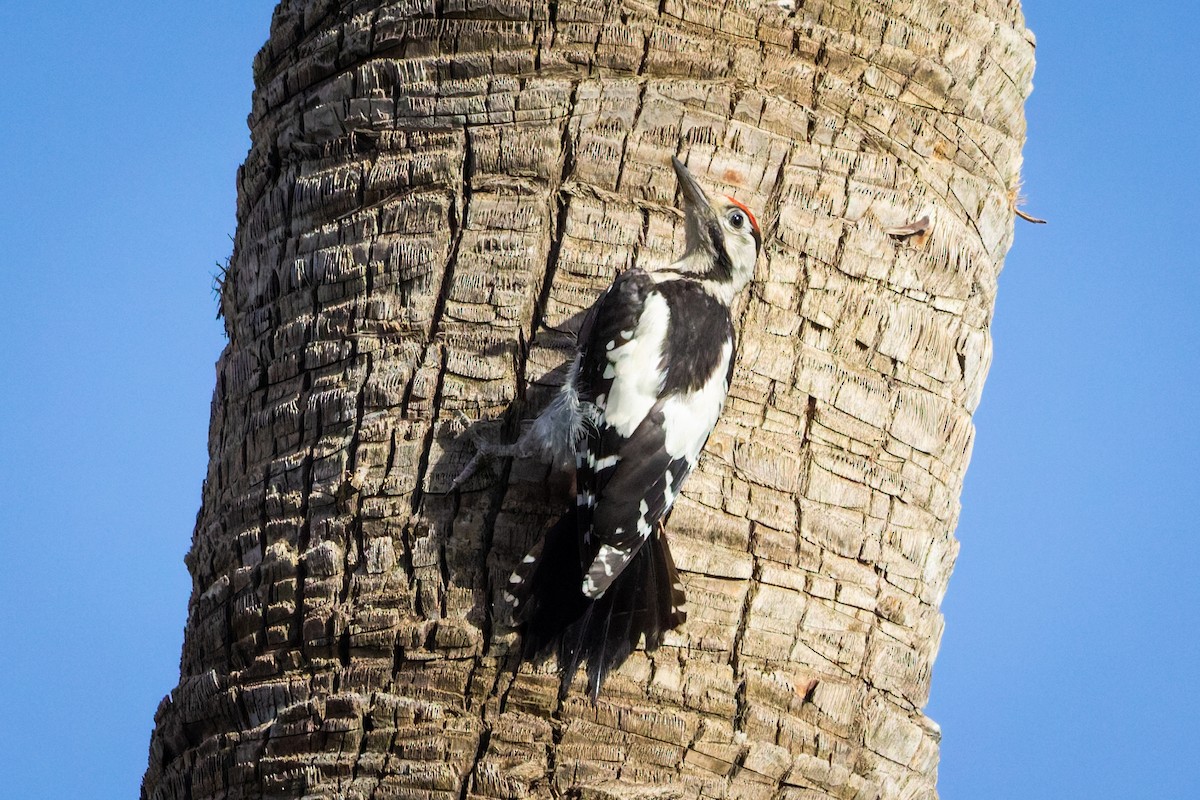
[143,1,1034,798]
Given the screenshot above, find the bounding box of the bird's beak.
[672,156,715,215]
[672,157,722,255]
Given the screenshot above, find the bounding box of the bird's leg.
[449,382,582,492]
[448,412,540,491]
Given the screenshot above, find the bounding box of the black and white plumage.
[499,157,762,700]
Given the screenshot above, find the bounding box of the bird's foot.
[448,412,531,491]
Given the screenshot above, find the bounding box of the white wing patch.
[582,501,659,599]
[583,543,629,598]
[661,341,733,460]
[635,499,653,536]
[602,292,670,437]
[663,470,678,514]
[584,452,621,471]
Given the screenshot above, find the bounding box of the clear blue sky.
[0,3,1195,798]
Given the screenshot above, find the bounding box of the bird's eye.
[728,210,745,228]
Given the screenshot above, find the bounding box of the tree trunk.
[143,1,1033,798]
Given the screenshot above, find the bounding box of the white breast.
[660,341,732,462]
[601,292,670,437]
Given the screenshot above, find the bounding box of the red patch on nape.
[725,196,760,234]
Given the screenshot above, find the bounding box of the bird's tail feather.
[507,509,687,701]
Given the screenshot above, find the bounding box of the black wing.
[507,268,709,700]
[576,277,734,598]
[571,268,682,598]
[510,506,687,702]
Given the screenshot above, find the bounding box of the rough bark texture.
[144,1,1033,798]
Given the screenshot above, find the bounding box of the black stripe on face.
[705,219,733,280]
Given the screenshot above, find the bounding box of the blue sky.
[0,3,1196,798]
[929,3,1200,796]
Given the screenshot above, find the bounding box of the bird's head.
[672,156,762,298]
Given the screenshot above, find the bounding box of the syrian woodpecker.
[474,157,762,700]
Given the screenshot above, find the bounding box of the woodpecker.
[468,157,762,700]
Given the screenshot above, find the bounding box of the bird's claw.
[448,413,489,491]
[447,413,527,491]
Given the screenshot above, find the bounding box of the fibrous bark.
[144,1,1034,798]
